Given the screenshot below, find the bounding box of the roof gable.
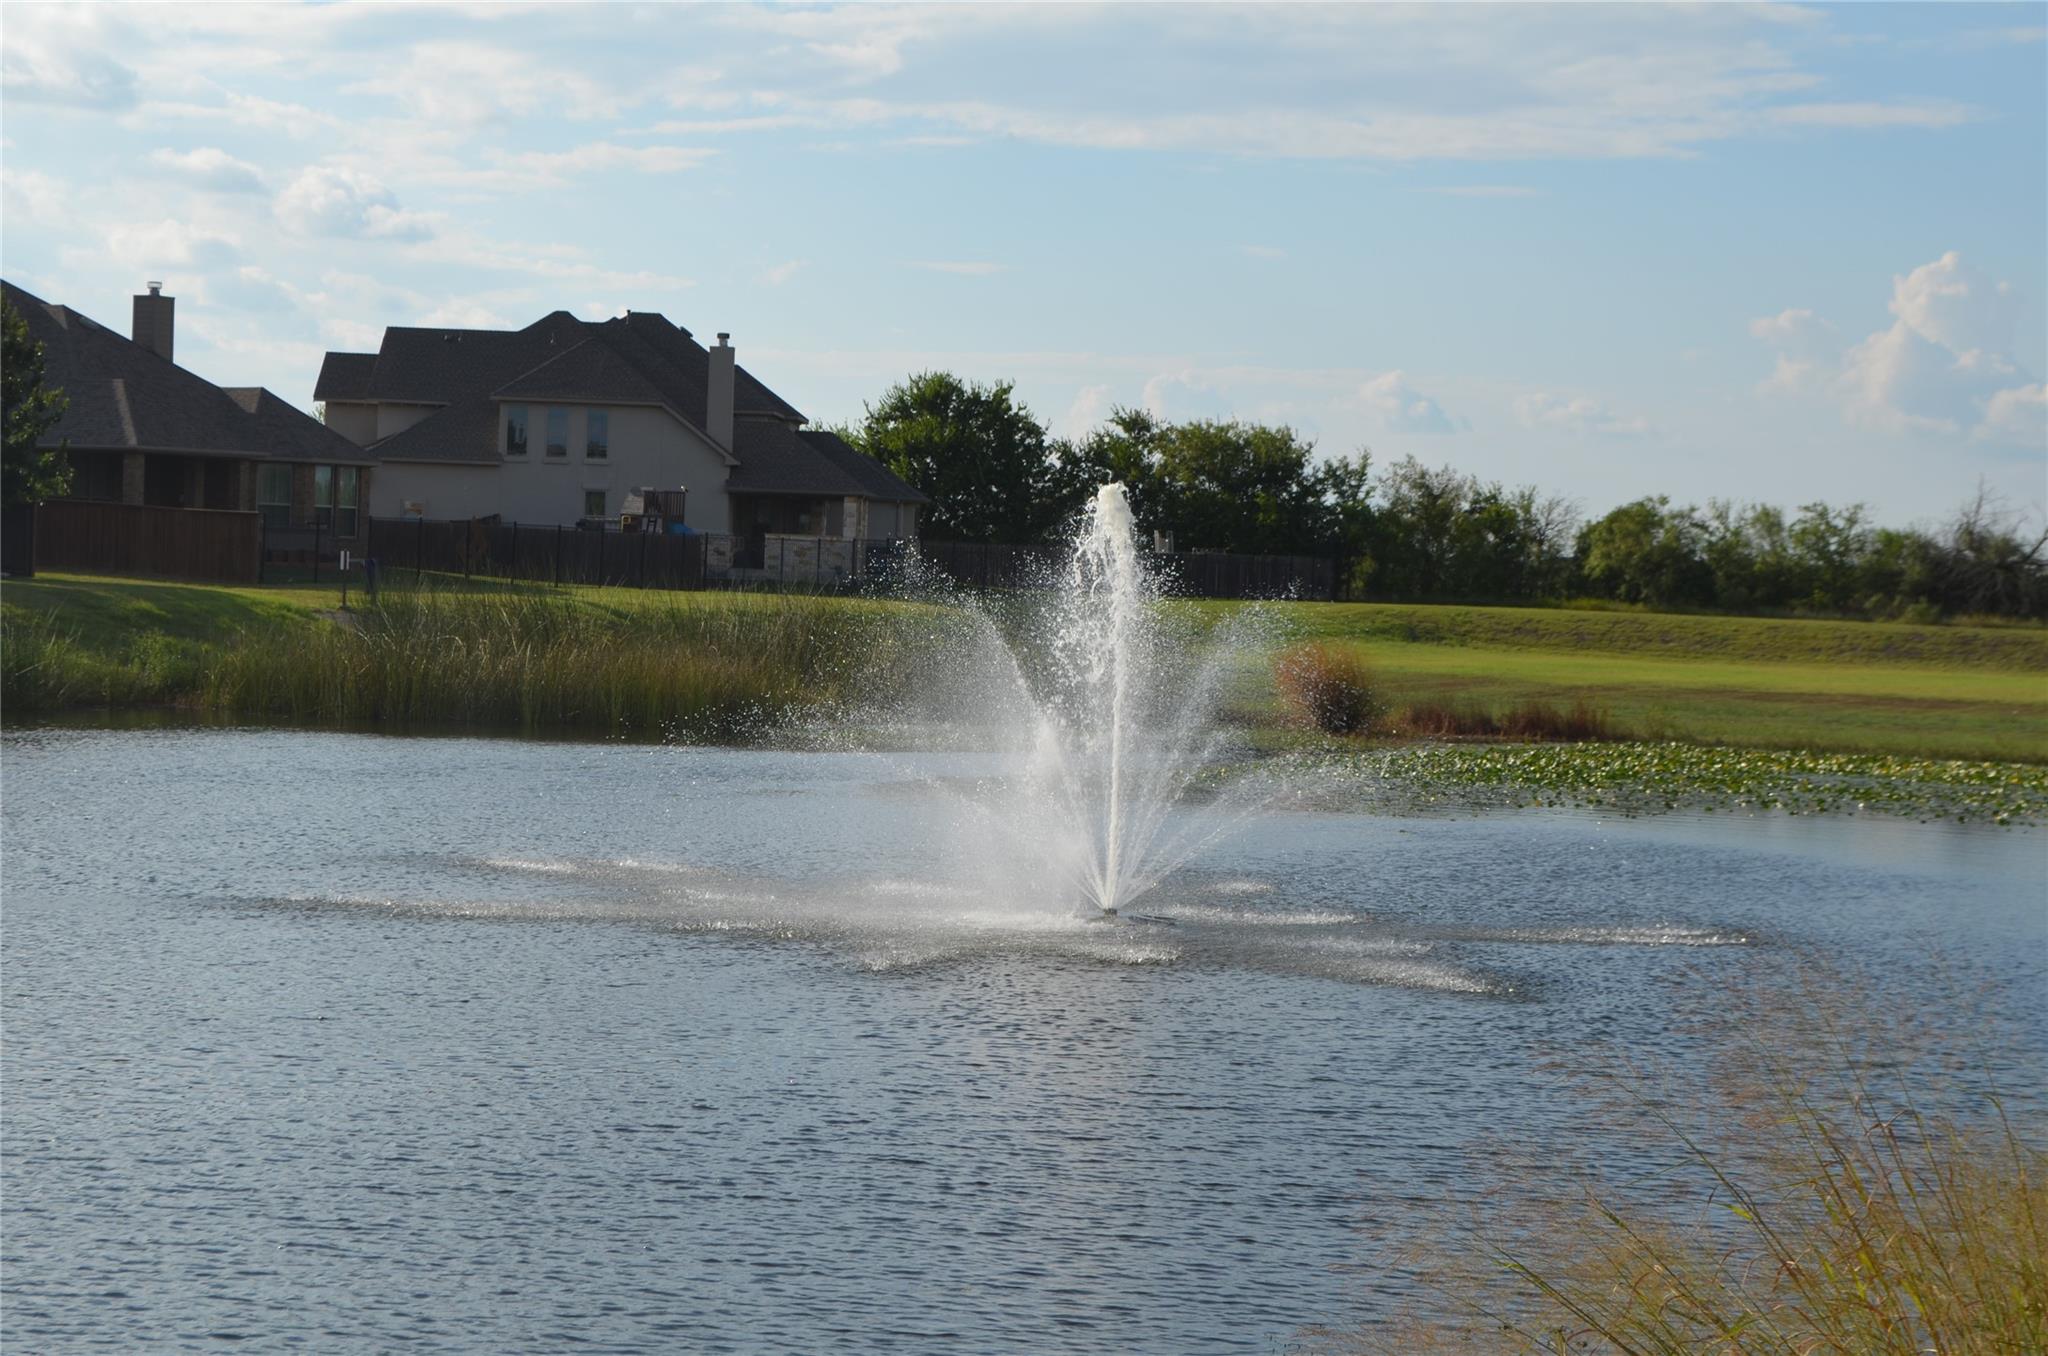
[2,279,369,464]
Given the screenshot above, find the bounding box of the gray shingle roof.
[799,429,928,503]
[314,351,376,401]
[725,418,873,496]
[371,395,502,464]
[3,280,371,465]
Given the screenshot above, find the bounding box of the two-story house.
[314,310,924,545]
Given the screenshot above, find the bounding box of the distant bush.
[1276,642,1383,735]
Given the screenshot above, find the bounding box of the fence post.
[313,518,323,584]
[416,514,425,580]
[259,515,266,585]
[637,529,647,589]
[553,525,562,585]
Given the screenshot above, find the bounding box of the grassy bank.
[2,573,958,739]
[5,573,2044,764]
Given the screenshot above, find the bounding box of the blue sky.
[2,2,2042,526]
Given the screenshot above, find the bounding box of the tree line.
[844,370,2048,621]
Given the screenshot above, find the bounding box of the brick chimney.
[707,332,735,451]
[132,281,174,363]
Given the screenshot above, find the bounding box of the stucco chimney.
[132,281,174,363]
[707,332,735,451]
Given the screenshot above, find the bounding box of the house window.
[547,407,568,458]
[336,466,360,537]
[505,405,528,456]
[584,489,607,520]
[313,465,333,529]
[257,464,292,530]
[586,409,608,459]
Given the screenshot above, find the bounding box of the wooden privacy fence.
[34,500,261,585]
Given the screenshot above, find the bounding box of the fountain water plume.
[885,483,1273,918]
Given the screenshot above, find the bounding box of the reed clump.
[1,609,206,713]
[203,587,941,738]
[1338,974,2048,1355]
[1277,642,1386,735]
[1394,696,1616,742]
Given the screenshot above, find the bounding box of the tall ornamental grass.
[204,588,945,738]
[1337,973,2046,1355]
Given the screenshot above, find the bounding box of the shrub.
[1276,641,1383,735]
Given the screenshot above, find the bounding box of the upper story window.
[505,405,528,457]
[586,409,609,460]
[313,465,333,529]
[546,407,569,458]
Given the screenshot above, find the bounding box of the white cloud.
[1886,250,2016,355]
[1768,101,1973,129]
[1514,391,1651,437]
[1754,253,2041,445]
[1358,370,1457,434]
[274,166,434,241]
[763,260,807,286]
[1062,383,1116,437]
[1,167,71,226]
[913,260,1009,276]
[1748,306,1832,348]
[1241,244,1288,259]
[135,93,344,140]
[418,300,516,330]
[344,42,631,126]
[103,218,241,271]
[148,146,265,193]
[484,142,716,189]
[1978,384,2048,445]
[0,9,138,110]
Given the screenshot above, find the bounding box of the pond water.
[4,728,2043,1354]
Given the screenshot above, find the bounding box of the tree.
[1575,497,1714,608]
[1144,418,1336,555]
[849,372,1081,542]
[3,299,70,510]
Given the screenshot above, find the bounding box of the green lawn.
[1187,597,2048,762]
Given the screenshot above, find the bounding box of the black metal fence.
[913,539,1338,600]
[350,518,909,591]
[275,516,1345,600]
